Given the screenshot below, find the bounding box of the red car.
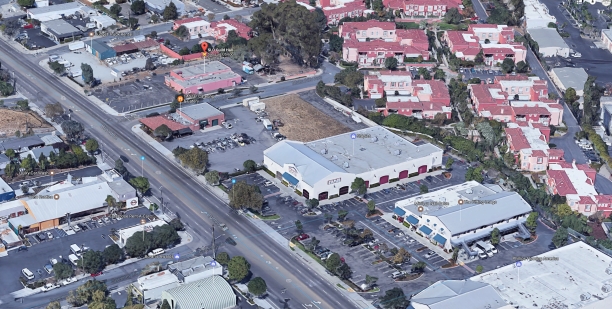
[90,271,103,277]
[340,257,345,263]
[297,234,309,241]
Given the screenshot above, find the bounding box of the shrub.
[409,172,419,178]
[389,178,399,183]
[294,189,303,196]
[369,183,380,188]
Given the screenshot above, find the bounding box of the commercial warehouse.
[550,67,588,96]
[161,276,236,309]
[177,103,224,130]
[527,28,570,58]
[393,181,532,253]
[263,126,443,200]
[41,19,82,43]
[27,2,83,22]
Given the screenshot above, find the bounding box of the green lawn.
[260,214,280,220]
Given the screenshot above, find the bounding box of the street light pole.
[159,186,164,214]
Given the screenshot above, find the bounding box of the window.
[537,157,543,164]
[399,82,403,87]
[384,31,388,35]
[391,82,396,86]
[585,204,591,212]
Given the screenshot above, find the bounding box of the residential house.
[210,19,252,41]
[297,0,366,25]
[385,0,463,19]
[504,122,563,172]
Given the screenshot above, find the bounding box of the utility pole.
[212,225,216,259]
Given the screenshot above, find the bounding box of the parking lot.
[162,105,278,172]
[223,173,281,215]
[1,207,154,292]
[198,0,231,13]
[93,73,177,113]
[460,68,506,83]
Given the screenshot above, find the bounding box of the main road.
[0,38,357,309]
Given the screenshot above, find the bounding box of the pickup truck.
[41,283,59,292]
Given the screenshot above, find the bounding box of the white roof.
[396,181,495,214]
[551,67,589,91]
[119,220,167,240]
[137,270,179,291]
[41,134,63,145]
[471,241,612,309]
[90,15,116,24]
[162,276,236,309]
[528,28,570,49]
[523,0,556,28]
[549,163,598,196]
[28,2,81,15]
[183,20,210,28]
[507,122,549,151]
[411,280,508,309]
[0,177,12,195]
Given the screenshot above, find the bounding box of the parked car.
[72,225,81,232]
[297,234,310,241]
[41,283,59,292]
[46,232,54,239]
[61,277,77,286]
[90,271,103,277]
[424,251,435,258]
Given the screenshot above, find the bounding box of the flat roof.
[396,181,497,214]
[173,61,228,79]
[137,270,179,291]
[527,28,570,49]
[119,220,167,240]
[603,29,612,42]
[410,280,508,309]
[304,126,442,174]
[168,256,222,280]
[179,103,223,121]
[43,19,81,36]
[0,177,12,195]
[551,67,588,91]
[28,2,81,15]
[471,241,612,308]
[90,15,115,23]
[162,276,235,309]
[107,178,135,198]
[41,134,62,145]
[426,191,533,235]
[0,136,45,151]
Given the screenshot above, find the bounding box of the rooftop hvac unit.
[371,136,378,142]
[394,149,401,155]
[602,285,612,293]
[343,162,349,168]
[330,155,338,161]
[606,268,612,275]
[440,197,446,202]
[580,293,591,301]
[466,189,473,194]
[321,149,327,154]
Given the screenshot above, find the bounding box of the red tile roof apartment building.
[385,0,462,19]
[467,75,563,125]
[443,24,526,65]
[340,21,430,68]
[364,71,451,119]
[503,122,563,172]
[296,0,366,25]
[546,161,612,217]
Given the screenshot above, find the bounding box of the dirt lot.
[278,56,312,76]
[263,94,352,142]
[0,109,52,137]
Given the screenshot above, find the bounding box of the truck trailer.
[242,61,254,74]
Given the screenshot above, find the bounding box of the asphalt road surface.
[0,38,358,309]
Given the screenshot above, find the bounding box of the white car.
[424,251,435,258]
[41,283,59,292]
[264,181,273,186]
[49,258,58,265]
[222,121,233,129]
[72,225,81,232]
[46,232,54,239]
[61,277,77,286]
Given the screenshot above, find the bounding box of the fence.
[323,97,378,127]
[159,44,204,61]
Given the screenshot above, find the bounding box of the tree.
[5,149,15,159]
[114,159,127,175]
[475,265,484,273]
[178,147,208,173]
[411,261,426,273]
[228,181,264,212]
[306,198,319,209]
[178,47,191,55]
[420,184,428,194]
[66,280,108,307]
[216,252,230,265]
[367,200,376,215]
[102,244,124,265]
[124,289,135,307]
[78,250,105,274]
[85,138,99,154]
[248,277,267,297]
[20,154,35,173]
[145,58,155,71]
[336,263,352,279]
[81,63,94,84]
[38,153,49,171]
[434,69,446,81]
[61,120,84,140]
[131,0,145,15]
[44,102,64,117]
[14,99,28,111]
[234,15,243,23]
[378,287,409,309]
[556,203,573,218]
[417,67,431,80]
[151,14,160,23]
[308,237,320,252]
[326,253,341,271]
[249,85,258,93]
[490,228,500,245]
[526,212,538,234]
[444,7,463,24]
[564,87,579,104]
[351,177,367,195]
[223,14,230,20]
[150,31,157,38]
[500,58,515,73]
[46,301,61,309]
[384,57,398,70]
[228,256,250,281]
[49,61,66,75]
[445,157,454,170]
[329,34,343,53]
[207,13,216,22]
[4,162,17,179]
[392,248,411,264]
[160,300,170,309]
[154,124,172,140]
[53,262,73,280]
[110,3,122,16]
[191,44,203,54]
[552,226,568,248]
[243,159,257,172]
[516,60,529,73]
[163,2,178,21]
[365,274,378,287]
[20,184,29,195]
[295,220,303,233]
[205,170,220,185]
[474,49,484,64]
[547,22,557,28]
[17,0,34,7]
[129,176,150,194]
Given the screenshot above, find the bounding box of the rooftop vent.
[331,155,338,161]
[394,149,401,155]
[466,189,473,194]
[606,268,612,275]
[371,136,378,142]
[602,285,612,293]
[440,197,446,202]
[343,162,349,168]
[321,149,327,155]
[580,293,591,301]
[360,148,366,151]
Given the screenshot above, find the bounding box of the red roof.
[531,150,547,157]
[133,40,159,49]
[113,43,138,53]
[547,170,577,195]
[341,20,395,32]
[385,0,462,9]
[548,148,564,158]
[174,17,203,26]
[413,79,451,103]
[505,127,531,150]
[343,39,427,54]
[579,196,596,205]
[512,106,550,116]
[482,47,516,54]
[211,19,252,40]
[140,116,187,131]
[596,195,612,204]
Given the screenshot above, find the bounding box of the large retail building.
[263,127,443,200]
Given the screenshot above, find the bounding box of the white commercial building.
[182,20,211,39]
[527,28,571,57]
[523,0,556,29]
[410,280,513,309]
[550,67,589,96]
[168,256,223,283]
[471,241,612,309]
[602,29,612,54]
[135,270,180,301]
[27,2,84,22]
[263,127,443,201]
[90,15,116,30]
[117,220,167,246]
[393,181,532,253]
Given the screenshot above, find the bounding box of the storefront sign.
[327,178,341,185]
[288,166,298,176]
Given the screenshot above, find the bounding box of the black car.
[548,242,557,250]
[37,233,47,241]
[17,246,27,252]
[425,176,433,182]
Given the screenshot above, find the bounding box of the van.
[391,271,402,279]
[69,254,80,266]
[148,248,165,257]
[22,268,34,280]
[70,244,82,256]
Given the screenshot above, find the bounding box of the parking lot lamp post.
[89,32,94,53]
[50,171,54,183]
[141,219,146,242]
[231,179,236,206]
